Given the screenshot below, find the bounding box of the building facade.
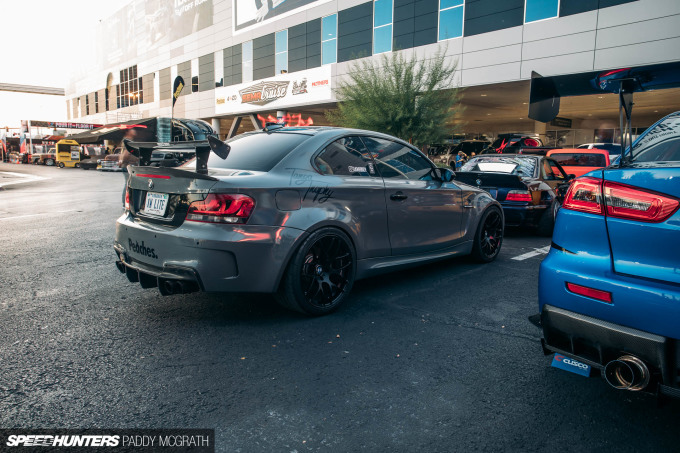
[66,0,680,145]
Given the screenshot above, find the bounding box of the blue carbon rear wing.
[529,61,680,165]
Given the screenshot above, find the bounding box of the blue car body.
[539,111,680,399]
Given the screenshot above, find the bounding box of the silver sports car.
[114,126,504,315]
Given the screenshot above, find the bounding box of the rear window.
[461,156,537,178]
[549,153,607,167]
[631,113,680,162]
[182,132,311,172]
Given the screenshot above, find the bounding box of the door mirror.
[432,167,455,182]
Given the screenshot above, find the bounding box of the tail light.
[604,181,679,222]
[124,187,130,212]
[563,177,679,222]
[566,282,613,303]
[562,177,603,215]
[505,190,532,202]
[186,193,255,224]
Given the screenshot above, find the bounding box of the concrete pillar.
[211,118,221,137]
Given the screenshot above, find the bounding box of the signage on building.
[550,117,572,128]
[215,66,333,115]
[30,121,103,130]
[233,0,332,33]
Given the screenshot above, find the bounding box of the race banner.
[214,66,333,115]
[173,76,185,107]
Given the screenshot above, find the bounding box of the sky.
[0,0,131,130]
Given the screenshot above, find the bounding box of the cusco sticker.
[551,354,591,377]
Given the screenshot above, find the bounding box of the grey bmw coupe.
[114,126,504,315]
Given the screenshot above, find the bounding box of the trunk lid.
[127,166,219,226]
[603,111,680,285]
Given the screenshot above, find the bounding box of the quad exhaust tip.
[604,355,650,391]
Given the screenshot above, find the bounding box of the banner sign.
[30,121,103,130]
[233,0,332,33]
[173,76,185,107]
[215,66,333,115]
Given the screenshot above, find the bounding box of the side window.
[362,136,433,180]
[543,158,566,180]
[314,136,376,177]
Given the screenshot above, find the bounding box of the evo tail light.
[505,190,532,202]
[186,193,255,224]
[562,177,604,215]
[604,181,679,223]
[562,177,679,222]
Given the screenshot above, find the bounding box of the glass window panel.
[525,0,558,23]
[275,30,288,53]
[322,39,337,65]
[315,137,376,176]
[275,52,288,74]
[362,137,433,180]
[322,14,337,41]
[374,0,393,27]
[439,6,463,40]
[440,0,463,9]
[373,25,392,54]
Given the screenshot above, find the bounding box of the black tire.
[74,163,80,168]
[471,206,504,263]
[537,198,560,237]
[44,158,54,166]
[276,228,356,315]
[58,162,65,168]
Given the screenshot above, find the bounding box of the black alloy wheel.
[277,228,356,315]
[471,206,503,262]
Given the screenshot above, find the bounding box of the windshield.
[549,153,607,167]
[461,156,538,178]
[630,112,680,162]
[182,131,312,172]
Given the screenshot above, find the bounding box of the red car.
[546,148,610,178]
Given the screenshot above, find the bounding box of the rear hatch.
[604,113,680,285]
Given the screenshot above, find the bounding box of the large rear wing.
[124,136,230,175]
[529,61,680,165]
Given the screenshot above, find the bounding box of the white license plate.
[143,192,169,216]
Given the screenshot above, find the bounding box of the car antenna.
[263,122,285,133]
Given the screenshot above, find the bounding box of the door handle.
[390,192,408,201]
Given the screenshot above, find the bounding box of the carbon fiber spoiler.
[123,135,230,175]
[529,61,680,165]
[528,61,680,123]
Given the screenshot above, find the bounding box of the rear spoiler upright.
[528,61,680,166]
[124,135,230,175]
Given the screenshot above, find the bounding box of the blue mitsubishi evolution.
[538,111,680,400]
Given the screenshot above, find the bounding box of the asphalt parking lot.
[1,163,678,452]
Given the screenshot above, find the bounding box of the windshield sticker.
[633,116,680,152]
[477,162,518,173]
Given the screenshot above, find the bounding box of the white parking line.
[0,210,78,221]
[511,246,551,261]
[0,171,48,187]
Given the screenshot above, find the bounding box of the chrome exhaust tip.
[604,355,650,391]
